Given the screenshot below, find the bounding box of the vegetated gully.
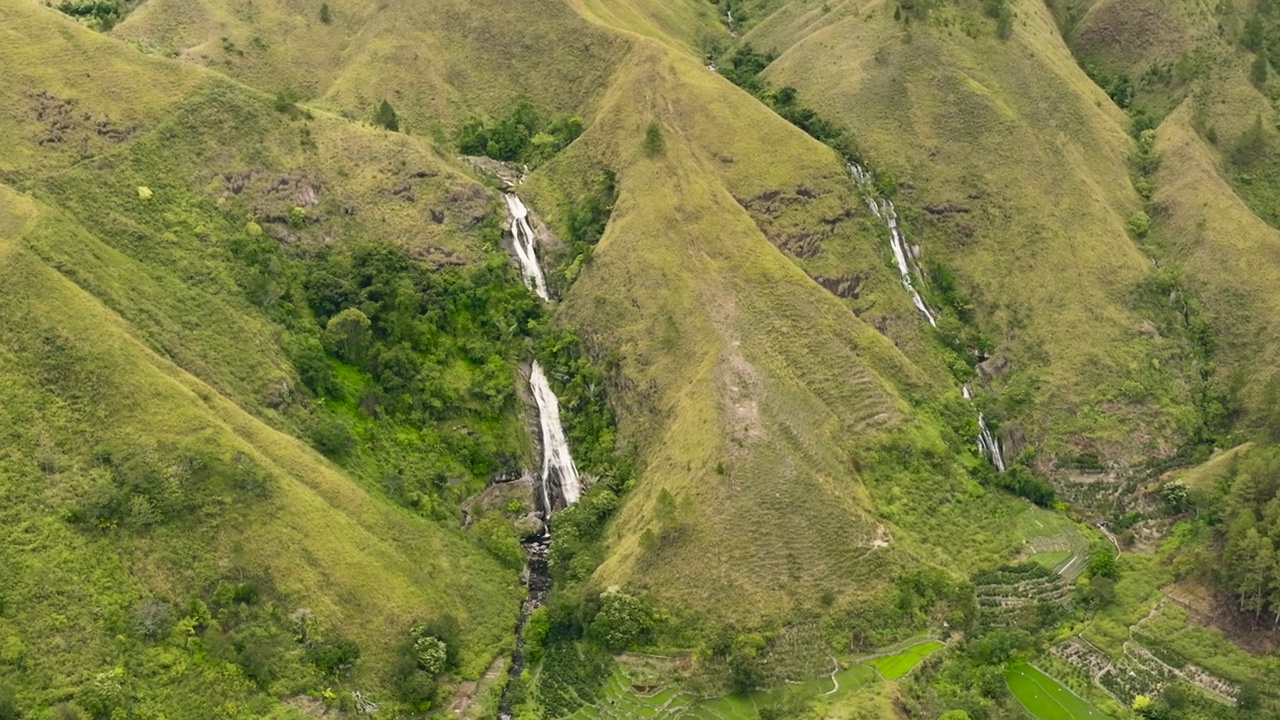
[849,164,1006,471]
[498,192,582,719]
[492,165,1001,712]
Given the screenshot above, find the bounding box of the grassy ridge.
[0,2,555,714]
[113,0,628,132]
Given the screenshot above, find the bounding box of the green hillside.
[5,0,1280,717]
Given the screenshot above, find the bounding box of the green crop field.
[867,641,944,680]
[1006,662,1110,720]
[1015,507,1092,578]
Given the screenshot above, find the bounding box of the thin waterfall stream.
[497,189,581,719]
[850,163,1005,470]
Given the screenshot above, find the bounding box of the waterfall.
[849,165,937,327]
[497,190,582,720]
[503,193,550,301]
[501,191,580,508]
[529,361,582,508]
[852,164,1004,471]
[977,414,1006,472]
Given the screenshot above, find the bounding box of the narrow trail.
[1097,522,1120,554]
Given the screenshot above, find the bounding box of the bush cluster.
[457,101,583,167]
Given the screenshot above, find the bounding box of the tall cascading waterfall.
[503,193,550,301]
[850,164,937,327]
[850,163,1005,470]
[529,361,582,508]
[498,190,582,720]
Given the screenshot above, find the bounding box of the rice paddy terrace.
[567,640,944,720]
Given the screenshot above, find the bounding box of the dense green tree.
[373,100,399,131]
[323,307,373,364]
[0,684,17,720]
[588,587,655,651]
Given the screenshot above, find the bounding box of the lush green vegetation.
[1173,445,1280,624]
[544,170,618,297]
[56,0,129,30]
[15,0,1280,717]
[458,101,584,167]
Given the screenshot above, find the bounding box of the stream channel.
[850,164,1006,471]
[498,189,581,719]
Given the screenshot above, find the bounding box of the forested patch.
[1193,446,1280,624]
[458,101,584,167]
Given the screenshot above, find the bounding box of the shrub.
[319,2,331,23]
[456,101,582,165]
[56,0,122,30]
[50,704,87,720]
[133,600,172,640]
[409,616,462,670]
[588,587,655,651]
[642,121,664,157]
[323,307,372,364]
[307,636,360,675]
[0,684,16,720]
[273,88,303,114]
[411,635,447,674]
[393,667,437,711]
[1127,211,1151,238]
[310,417,355,458]
[373,100,399,131]
[1251,53,1268,89]
[1159,480,1190,511]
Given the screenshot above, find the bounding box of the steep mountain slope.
[0,2,532,714]
[740,0,1202,464]
[111,0,628,128]
[10,0,1280,716]
[108,0,1042,630]
[1055,0,1280,425]
[0,185,519,713]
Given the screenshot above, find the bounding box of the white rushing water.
[965,384,1007,472]
[500,191,581,508]
[850,164,937,327]
[529,361,581,507]
[503,193,550,301]
[498,191,581,720]
[978,415,1006,472]
[853,163,1005,471]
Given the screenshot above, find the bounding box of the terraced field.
[1017,508,1092,578]
[1006,662,1110,720]
[570,640,940,719]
